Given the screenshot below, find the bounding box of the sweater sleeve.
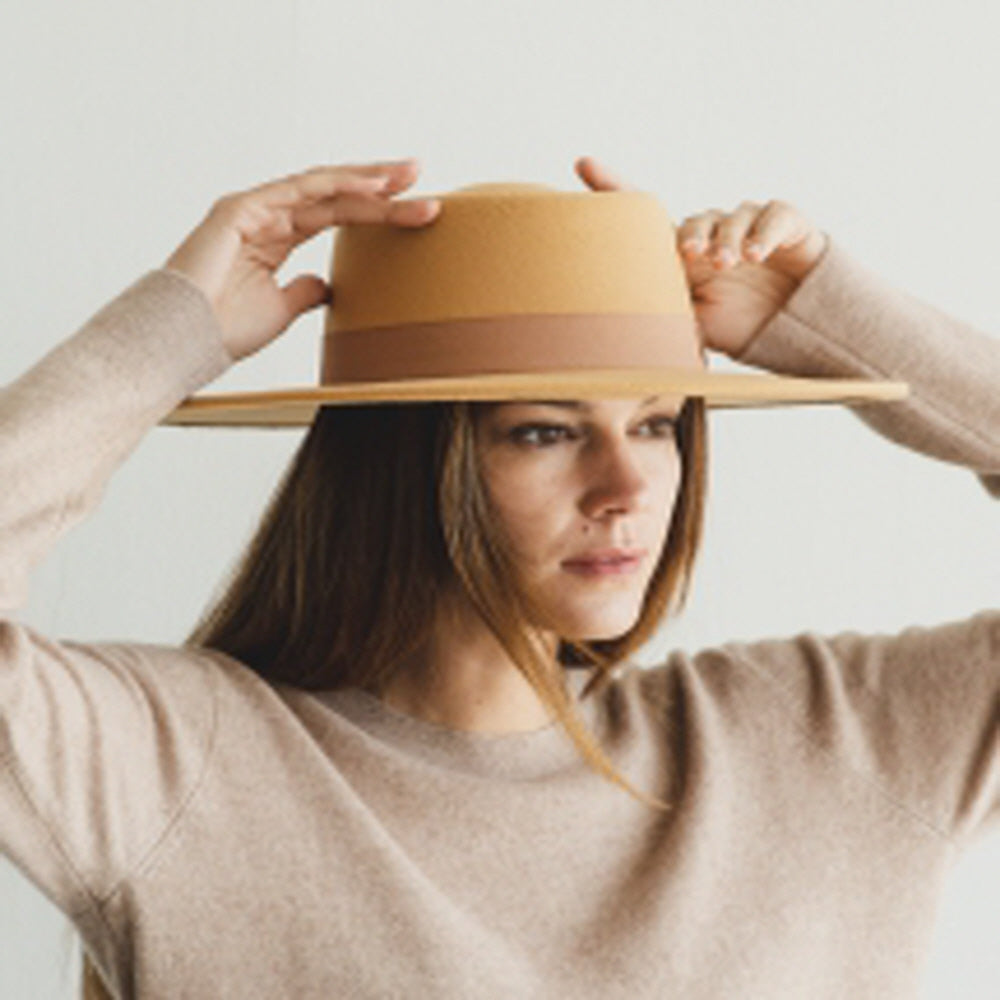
[718,611,999,847]
[735,236,1000,498]
[726,237,1000,847]
[0,269,235,914]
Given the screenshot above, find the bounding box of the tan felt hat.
[161,181,908,428]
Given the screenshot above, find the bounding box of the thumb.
[280,274,331,320]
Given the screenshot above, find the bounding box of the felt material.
[160,184,907,425]
[0,239,997,998]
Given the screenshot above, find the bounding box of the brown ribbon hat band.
[162,181,907,428]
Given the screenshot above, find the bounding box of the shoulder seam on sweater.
[778,309,999,461]
[96,648,224,905]
[724,643,958,844]
[0,740,118,935]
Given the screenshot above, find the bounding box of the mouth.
[561,550,646,578]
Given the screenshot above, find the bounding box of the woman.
[0,157,995,999]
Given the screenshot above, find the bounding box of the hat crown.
[327,182,692,333]
[160,176,909,426]
[320,181,705,389]
[449,181,557,197]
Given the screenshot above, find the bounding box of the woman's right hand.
[164,159,442,363]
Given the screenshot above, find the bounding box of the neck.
[378,588,560,734]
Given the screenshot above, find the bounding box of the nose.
[578,435,650,520]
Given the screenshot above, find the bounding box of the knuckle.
[679,209,725,243]
[209,194,237,217]
[766,198,796,215]
[209,192,257,228]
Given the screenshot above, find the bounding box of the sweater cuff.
[732,236,998,398]
[80,268,236,415]
[730,235,1000,493]
[733,235,879,376]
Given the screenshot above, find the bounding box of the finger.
[677,209,724,257]
[241,171,389,213]
[711,201,765,267]
[575,156,633,191]
[239,159,423,211]
[217,174,441,254]
[213,174,391,239]
[743,200,813,258]
[312,158,424,195]
[274,189,442,247]
[281,273,331,320]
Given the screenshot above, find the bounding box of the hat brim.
[160,368,909,427]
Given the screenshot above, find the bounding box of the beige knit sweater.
[1,239,998,999]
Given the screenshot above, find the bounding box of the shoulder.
[625,611,1000,839]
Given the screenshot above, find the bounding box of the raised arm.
[0,159,440,913]
[1,158,441,613]
[576,157,1000,495]
[732,238,1000,498]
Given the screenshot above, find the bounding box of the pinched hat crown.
[163,180,906,427]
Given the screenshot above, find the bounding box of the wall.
[0,0,997,995]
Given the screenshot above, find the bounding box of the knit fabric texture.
[0,240,998,998]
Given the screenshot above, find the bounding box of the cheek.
[480,447,682,566]
[480,461,570,560]
[645,452,683,522]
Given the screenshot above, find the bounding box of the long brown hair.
[82,395,707,999]
[187,395,706,800]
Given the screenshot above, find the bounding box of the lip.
[561,548,647,577]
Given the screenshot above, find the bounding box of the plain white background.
[1,0,998,996]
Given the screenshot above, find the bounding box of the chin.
[546,597,645,643]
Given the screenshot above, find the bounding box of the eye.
[505,415,678,449]
[637,415,680,439]
[507,422,578,447]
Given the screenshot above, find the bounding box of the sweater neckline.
[315,669,606,779]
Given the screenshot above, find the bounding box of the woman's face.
[475,395,684,641]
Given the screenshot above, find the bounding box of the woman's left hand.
[574,156,829,359]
